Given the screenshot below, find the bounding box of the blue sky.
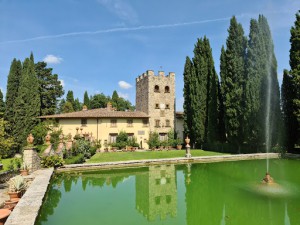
[0,0,299,111]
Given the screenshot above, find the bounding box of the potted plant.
[7,175,28,199]
[174,138,182,150]
[20,162,29,176]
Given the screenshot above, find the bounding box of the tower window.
[154,85,160,92]
[155,104,159,109]
[166,119,170,127]
[155,120,160,128]
[165,86,170,93]
[166,104,170,109]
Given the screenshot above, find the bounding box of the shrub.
[148,132,160,149]
[41,155,64,168]
[64,154,85,164]
[31,120,61,146]
[0,118,16,158]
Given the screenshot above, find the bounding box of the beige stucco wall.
[58,118,150,149]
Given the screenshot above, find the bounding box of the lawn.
[87,149,227,163]
[0,158,20,172]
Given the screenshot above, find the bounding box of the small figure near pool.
[262,172,274,184]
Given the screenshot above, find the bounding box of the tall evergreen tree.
[83,91,90,109]
[14,54,41,147]
[183,37,220,147]
[35,61,64,116]
[258,15,282,148]
[245,15,281,150]
[0,89,4,117]
[281,70,297,149]
[66,90,75,112]
[73,98,82,111]
[191,38,208,146]
[220,16,247,150]
[183,57,193,137]
[289,11,300,146]
[4,59,22,132]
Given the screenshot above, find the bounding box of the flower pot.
[0,209,11,225]
[176,145,182,150]
[4,198,20,211]
[7,191,21,200]
[20,169,29,176]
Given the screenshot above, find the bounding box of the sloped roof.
[39,108,149,119]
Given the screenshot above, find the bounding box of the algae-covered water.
[35,159,300,225]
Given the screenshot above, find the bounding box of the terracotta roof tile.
[39,108,149,119]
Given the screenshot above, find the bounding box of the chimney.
[82,105,88,111]
[107,102,112,111]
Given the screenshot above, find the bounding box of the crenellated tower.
[136,70,175,140]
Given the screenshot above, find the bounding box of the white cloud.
[118,81,132,89]
[118,92,129,99]
[43,54,63,64]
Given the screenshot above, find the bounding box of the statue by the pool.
[262,172,274,184]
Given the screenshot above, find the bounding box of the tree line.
[0,53,134,156]
[183,13,300,153]
[57,90,134,113]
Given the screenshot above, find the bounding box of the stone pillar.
[23,147,41,173]
[23,134,41,173]
[185,136,191,158]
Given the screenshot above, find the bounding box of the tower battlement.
[136,70,175,83]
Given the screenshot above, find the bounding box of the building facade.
[40,70,183,150]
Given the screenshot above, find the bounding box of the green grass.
[0,158,20,172]
[87,150,227,163]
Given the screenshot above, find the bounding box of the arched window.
[154,85,160,92]
[165,86,170,93]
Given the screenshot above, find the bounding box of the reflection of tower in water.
[135,164,177,221]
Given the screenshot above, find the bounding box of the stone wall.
[23,147,41,173]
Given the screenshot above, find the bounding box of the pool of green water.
[35,159,300,225]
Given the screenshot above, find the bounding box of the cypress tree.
[73,98,82,111]
[183,57,193,138]
[35,61,64,116]
[281,70,297,149]
[66,90,75,112]
[192,38,208,147]
[4,59,22,132]
[289,11,300,147]
[258,15,282,148]
[245,15,281,151]
[183,37,220,148]
[220,16,247,151]
[204,38,220,144]
[0,89,4,117]
[14,55,41,147]
[83,91,90,109]
[245,19,265,147]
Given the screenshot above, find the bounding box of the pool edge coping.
[58,152,281,172]
[5,168,54,225]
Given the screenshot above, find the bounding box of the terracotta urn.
[0,208,11,225]
[26,133,34,145]
[45,133,51,145]
[20,169,29,176]
[7,191,20,200]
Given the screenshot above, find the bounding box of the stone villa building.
[40,70,184,150]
